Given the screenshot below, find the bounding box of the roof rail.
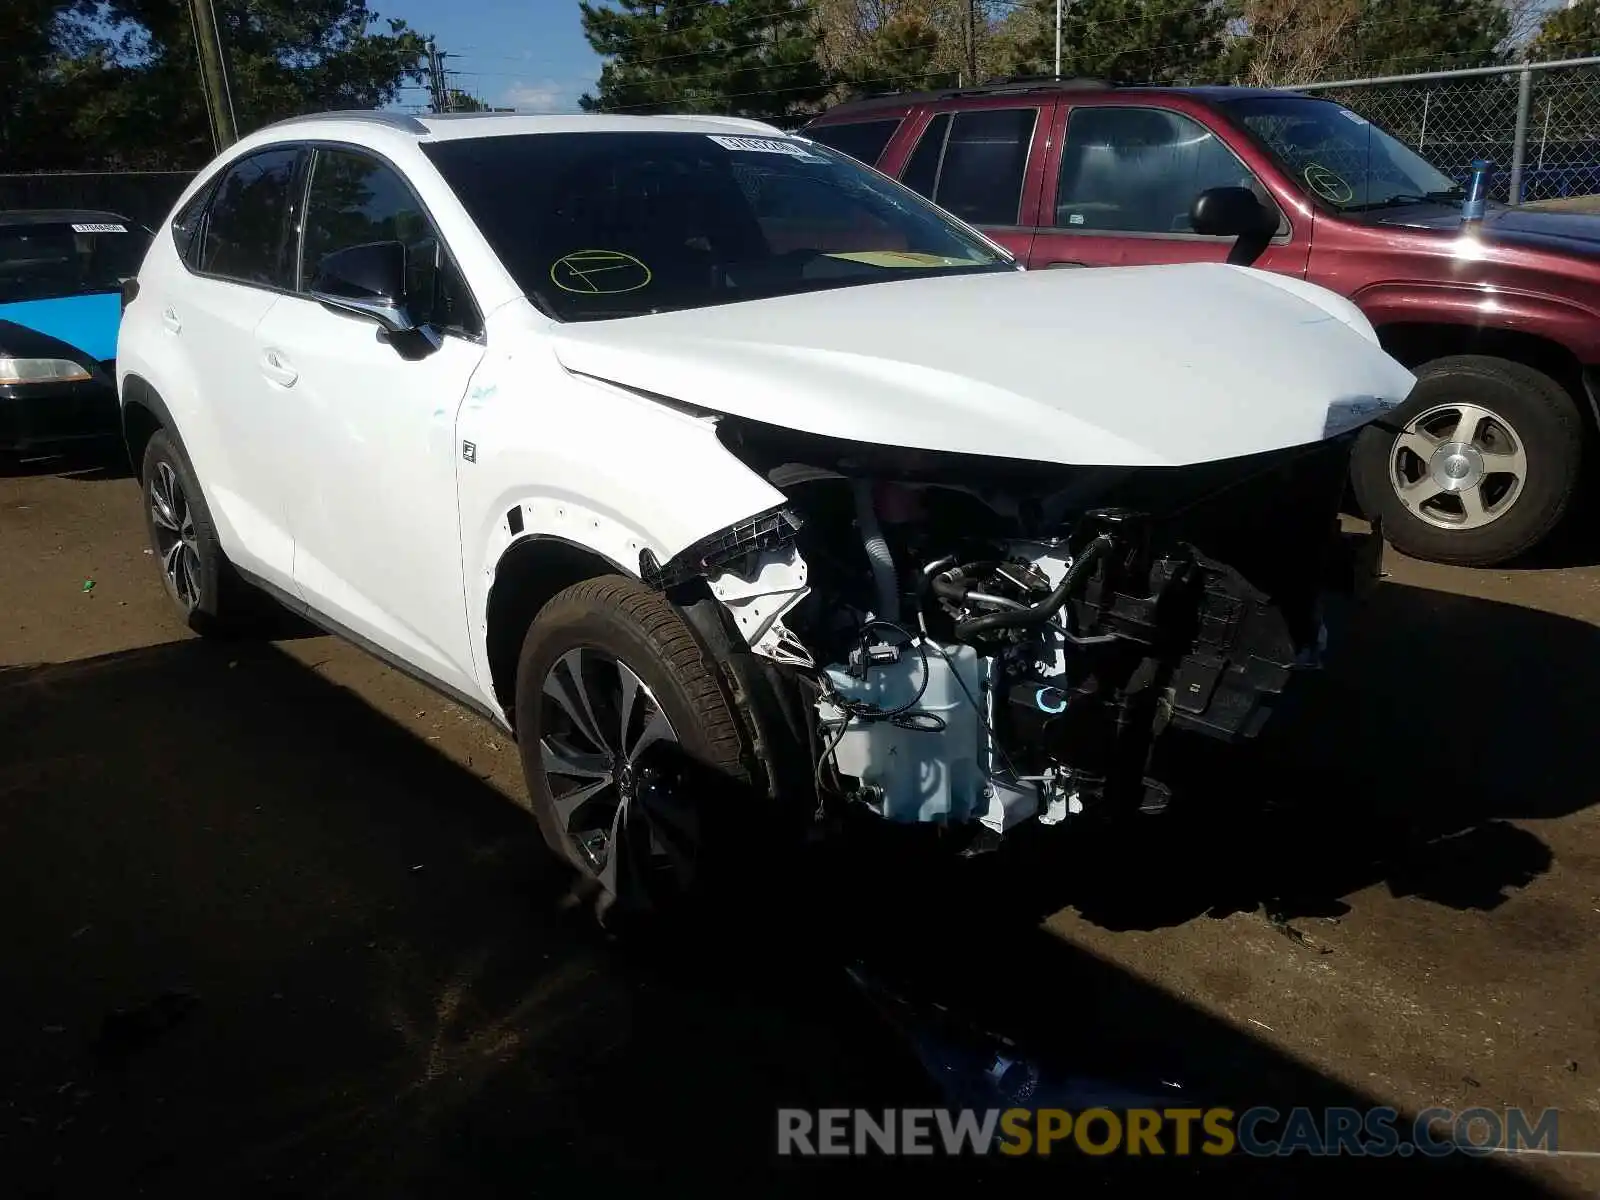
[816,76,1109,117]
[423,110,522,121]
[258,109,429,135]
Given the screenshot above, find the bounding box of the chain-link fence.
[1291,56,1600,205]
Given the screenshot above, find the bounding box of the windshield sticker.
[1304,164,1355,204]
[550,249,652,295]
[71,223,127,233]
[707,134,825,161]
[1338,109,1369,126]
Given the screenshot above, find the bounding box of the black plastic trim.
[638,506,803,590]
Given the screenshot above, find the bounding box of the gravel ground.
[2,453,1597,1195]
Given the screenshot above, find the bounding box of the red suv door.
[1029,97,1311,276]
[886,98,1055,262]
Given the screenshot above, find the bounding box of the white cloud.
[501,79,580,113]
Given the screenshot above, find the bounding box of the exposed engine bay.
[641,415,1381,842]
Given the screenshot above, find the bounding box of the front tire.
[1351,355,1582,566]
[514,575,753,924]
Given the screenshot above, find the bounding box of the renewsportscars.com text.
[777,1106,1561,1158]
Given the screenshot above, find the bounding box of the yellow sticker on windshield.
[1304,164,1354,204]
[550,250,653,294]
[822,250,968,268]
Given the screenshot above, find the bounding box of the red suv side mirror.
[1190,186,1280,268]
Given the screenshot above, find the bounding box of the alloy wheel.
[538,647,695,896]
[1388,402,1527,531]
[149,460,202,610]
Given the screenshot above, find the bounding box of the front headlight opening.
[0,357,93,386]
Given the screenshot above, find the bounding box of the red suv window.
[1053,106,1262,234]
[804,118,903,166]
[899,108,1039,227]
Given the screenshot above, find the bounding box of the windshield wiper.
[1345,190,1465,213]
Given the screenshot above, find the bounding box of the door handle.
[161,307,182,333]
[1044,261,1088,269]
[260,348,298,387]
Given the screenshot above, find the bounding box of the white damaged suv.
[118,111,1413,916]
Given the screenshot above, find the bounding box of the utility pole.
[1054,0,1063,79]
[189,0,237,151]
[965,0,979,85]
[426,38,450,113]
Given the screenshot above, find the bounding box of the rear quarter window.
[803,119,902,166]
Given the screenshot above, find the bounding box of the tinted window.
[803,119,901,165]
[300,148,478,335]
[935,109,1037,226]
[198,147,299,286]
[171,184,213,264]
[424,131,1011,322]
[901,113,949,200]
[1055,107,1261,233]
[0,220,151,304]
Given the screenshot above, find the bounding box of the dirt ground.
[2,451,1598,1195]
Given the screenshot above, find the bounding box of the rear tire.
[139,429,246,634]
[1351,355,1582,566]
[514,575,755,926]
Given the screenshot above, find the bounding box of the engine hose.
[953,532,1116,641]
[929,560,998,606]
[853,479,899,621]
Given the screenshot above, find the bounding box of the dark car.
[803,81,1600,567]
[0,210,152,459]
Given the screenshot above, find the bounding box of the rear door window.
[898,108,1038,227]
[901,113,950,200]
[803,119,902,166]
[196,147,301,288]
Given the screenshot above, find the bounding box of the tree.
[1529,0,1600,62]
[1238,0,1361,86]
[439,88,488,112]
[814,1,954,98]
[580,0,828,121]
[1005,0,1234,85]
[4,0,428,171]
[1333,0,1508,77]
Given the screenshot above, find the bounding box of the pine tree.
[1008,0,1234,85]
[580,0,827,121]
[1529,0,1600,62]
[1335,0,1508,76]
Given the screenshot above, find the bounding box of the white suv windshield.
[423,131,1012,321]
[1221,96,1463,213]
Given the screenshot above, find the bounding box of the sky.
[377,0,603,114]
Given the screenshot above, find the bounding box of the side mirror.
[309,240,415,333]
[1190,186,1280,267]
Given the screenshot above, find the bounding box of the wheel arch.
[1374,322,1598,432]
[120,373,177,481]
[484,535,632,732]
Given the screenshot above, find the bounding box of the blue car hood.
[0,293,122,363]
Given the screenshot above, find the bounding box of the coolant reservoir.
[817,642,985,824]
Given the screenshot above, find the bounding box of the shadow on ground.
[933,576,1597,935]
[0,625,1575,1195]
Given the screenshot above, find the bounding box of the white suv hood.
[547,262,1415,468]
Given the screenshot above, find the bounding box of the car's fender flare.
[1353,280,1600,364]
[120,373,183,478]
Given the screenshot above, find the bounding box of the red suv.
[802,81,1600,567]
